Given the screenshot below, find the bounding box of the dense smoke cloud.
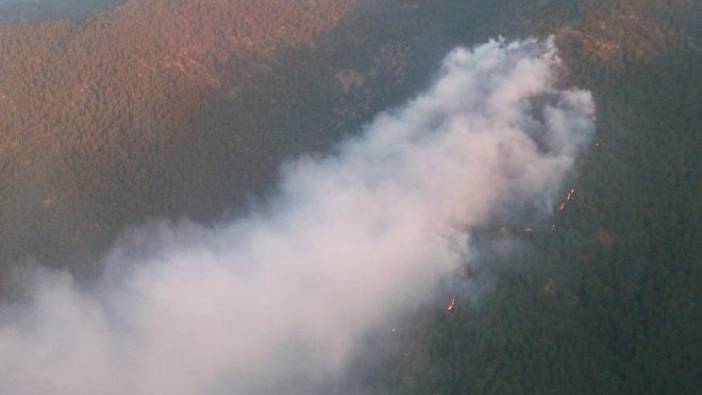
[0,38,594,394]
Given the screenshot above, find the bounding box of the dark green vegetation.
[0,0,700,393]
[347,43,702,394]
[338,2,702,393]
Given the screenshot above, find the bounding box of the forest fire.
[558,188,576,212]
[446,296,457,313]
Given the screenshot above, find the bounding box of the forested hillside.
[332,1,702,393]
[0,0,357,277]
[0,0,700,393]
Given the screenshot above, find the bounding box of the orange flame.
[446,296,457,313]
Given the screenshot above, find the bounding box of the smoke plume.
[0,38,594,394]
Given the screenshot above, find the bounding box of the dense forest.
[335,1,702,393]
[0,0,700,393]
[0,0,357,277]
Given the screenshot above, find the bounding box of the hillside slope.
[0,0,356,274]
[333,1,702,393]
[0,0,700,393]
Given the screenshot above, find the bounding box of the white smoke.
[0,38,594,395]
